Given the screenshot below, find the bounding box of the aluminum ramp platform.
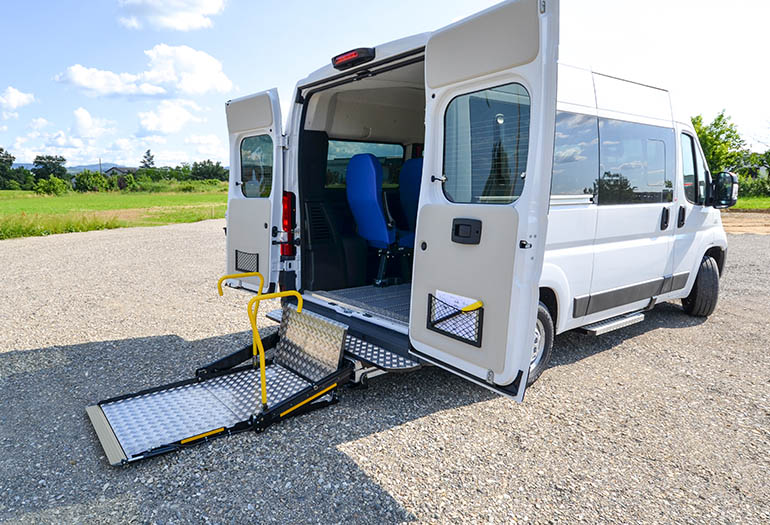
[87,303,352,466]
[267,308,421,372]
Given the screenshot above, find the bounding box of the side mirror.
[710,171,739,209]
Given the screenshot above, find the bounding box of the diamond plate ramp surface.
[101,382,241,459]
[274,304,347,382]
[204,366,310,419]
[100,365,311,459]
[344,335,420,370]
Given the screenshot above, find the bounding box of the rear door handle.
[677,206,686,228]
[451,218,482,244]
[660,207,670,230]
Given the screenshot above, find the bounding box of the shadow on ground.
[0,302,704,523]
[548,301,707,369]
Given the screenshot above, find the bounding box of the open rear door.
[409,0,559,400]
[225,89,283,292]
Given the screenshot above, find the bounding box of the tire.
[682,255,720,317]
[528,302,554,386]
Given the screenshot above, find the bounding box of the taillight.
[281,191,296,256]
[331,47,375,70]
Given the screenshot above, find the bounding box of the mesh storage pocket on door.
[235,250,258,273]
[427,293,484,347]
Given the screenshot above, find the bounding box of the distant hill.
[12,162,124,174]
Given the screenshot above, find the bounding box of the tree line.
[0,148,228,195]
[2,112,769,196]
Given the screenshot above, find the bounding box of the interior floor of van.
[311,283,412,325]
[297,57,425,324]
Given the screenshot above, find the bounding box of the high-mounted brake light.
[281,191,296,257]
[331,47,375,70]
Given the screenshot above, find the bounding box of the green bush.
[34,177,70,196]
[116,173,136,190]
[5,180,21,190]
[74,170,108,192]
[738,175,770,198]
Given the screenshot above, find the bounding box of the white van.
[86,0,743,466]
[222,0,738,401]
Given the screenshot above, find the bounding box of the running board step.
[268,308,420,372]
[578,312,645,336]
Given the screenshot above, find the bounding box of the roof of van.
[297,33,431,88]
[295,32,684,128]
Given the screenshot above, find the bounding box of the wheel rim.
[530,318,546,371]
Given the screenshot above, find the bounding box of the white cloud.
[57,64,167,97]
[185,133,227,161]
[73,107,114,139]
[143,44,232,95]
[58,44,231,97]
[138,99,204,135]
[118,0,225,31]
[29,117,50,130]
[0,86,34,119]
[0,125,7,132]
[155,149,190,166]
[46,130,84,150]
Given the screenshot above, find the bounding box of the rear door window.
[443,83,531,204]
[240,135,273,198]
[325,141,404,189]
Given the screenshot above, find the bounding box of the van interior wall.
[299,61,425,294]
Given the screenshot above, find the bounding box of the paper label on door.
[435,289,477,310]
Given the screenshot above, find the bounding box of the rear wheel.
[528,302,554,386]
[682,255,720,317]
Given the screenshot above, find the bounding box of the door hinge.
[280,135,289,150]
[540,0,546,14]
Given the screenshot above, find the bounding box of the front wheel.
[527,302,554,386]
[682,255,720,317]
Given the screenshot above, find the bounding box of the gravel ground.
[0,220,768,524]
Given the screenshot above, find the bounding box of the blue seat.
[345,154,395,250]
[345,153,401,286]
[397,158,423,248]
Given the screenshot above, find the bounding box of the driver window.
[240,135,273,198]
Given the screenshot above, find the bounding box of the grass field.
[0,190,227,239]
[734,196,770,210]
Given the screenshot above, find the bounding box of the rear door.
[225,89,283,292]
[409,0,559,400]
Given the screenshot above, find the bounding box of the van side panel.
[544,202,598,333]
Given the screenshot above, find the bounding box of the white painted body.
[544,64,727,335]
[224,0,727,398]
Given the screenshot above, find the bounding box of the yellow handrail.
[217,272,265,296]
[246,291,303,411]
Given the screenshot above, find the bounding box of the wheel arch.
[538,262,570,334]
[704,245,727,277]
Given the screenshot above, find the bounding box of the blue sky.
[0,0,767,167]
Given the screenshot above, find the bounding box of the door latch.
[431,175,447,183]
[519,240,532,249]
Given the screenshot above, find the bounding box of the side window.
[680,133,698,204]
[598,119,675,205]
[443,83,531,204]
[551,111,599,196]
[694,142,709,204]
[325,141,404,189]
[240,135,273,198]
